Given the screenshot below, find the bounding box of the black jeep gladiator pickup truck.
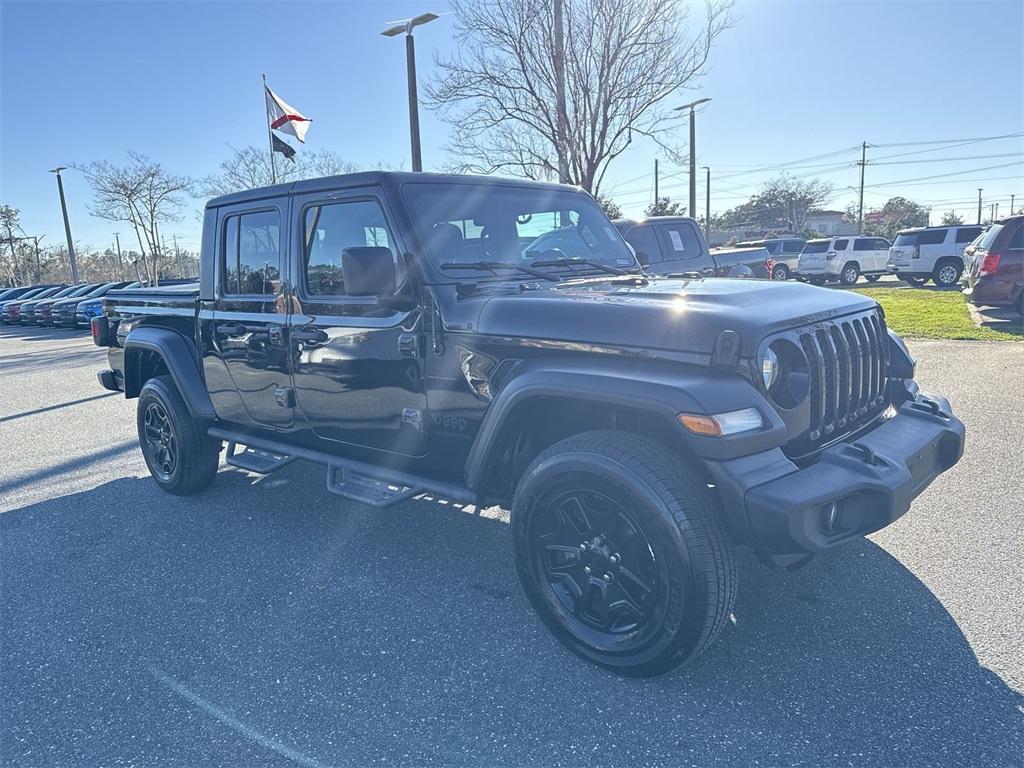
[94,172,965,676]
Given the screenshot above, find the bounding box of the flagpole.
[263,73,278,184]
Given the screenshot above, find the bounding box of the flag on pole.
[271,133,297,163]
[265,86,312,143]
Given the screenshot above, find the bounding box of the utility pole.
[703,166,711,238]
[977,188,983,224]
[654,158,659,205]
[173,234,182,277]
[114,232,123,277]
[33,236,42,282]
[1011,194,1016,216]
[49,167,79,283]
[994,202,999,220]
[857,142,868,235]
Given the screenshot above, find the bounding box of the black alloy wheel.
[136,375,220,495]
[530,488,664,643]
[142,401,177,481]
[512,430,737,677]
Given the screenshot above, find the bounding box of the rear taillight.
[978,253,1002,276]
[766,257,774,277]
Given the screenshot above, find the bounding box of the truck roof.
[611,216,699,227]
[205,171,580,209]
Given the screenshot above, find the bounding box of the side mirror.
[342,247,396,297]
[635,250,651,268]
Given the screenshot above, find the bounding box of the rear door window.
[853,238,875,251]
[622,225,662,263]
[655,222,704,260]
[222,210,282,296]
[955,227,983,243]
[785,239,805,253]
[833,239,849,251]
[917,229,947,245]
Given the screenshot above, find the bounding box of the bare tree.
[756,175,835,234]
[75,152,191,283]
[427,0,734,194]
[198,145,361,197]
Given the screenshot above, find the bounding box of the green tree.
[596,194,623,219]
[646,196,686,217]
[862,196,931,240]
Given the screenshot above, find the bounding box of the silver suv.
[887,225,983,287]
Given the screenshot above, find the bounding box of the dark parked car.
[94,172,964,676]
[51,281,134,327]
[0,284,60,319]
[3,285,67,323]
[32,283,102,325]
[963,215,1024,314]
[18,284,86,325]
[614,217,773,278]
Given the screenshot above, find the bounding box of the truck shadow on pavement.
[2,462,1021,768]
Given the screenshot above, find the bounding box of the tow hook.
[850,442,879,465]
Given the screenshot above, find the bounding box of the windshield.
[401,182,637,278]
[802,241,830,254]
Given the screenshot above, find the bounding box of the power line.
[871,131,1024,149]
[863,161,1024,188]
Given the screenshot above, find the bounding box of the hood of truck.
[459,276,878,356]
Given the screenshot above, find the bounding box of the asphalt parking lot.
[1,324,1022,768]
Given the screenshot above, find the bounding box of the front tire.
[137,376,220,495]
[511,430,737,677]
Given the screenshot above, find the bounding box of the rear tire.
[137,376,220,495]
[771,264,789,281]
[840,262,860,286]
[511,430,737,677]
[932,260,963,288]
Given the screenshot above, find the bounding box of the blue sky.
[1,0,1021,254]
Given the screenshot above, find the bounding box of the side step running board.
[224,441,296,474]
[327,464,420,508]
[208,426,479,508]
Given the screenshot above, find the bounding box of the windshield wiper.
[528,257,629,276]
[440,260,560,282]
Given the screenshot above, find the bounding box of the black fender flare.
[123,326,216,421]
[463,356,787,490]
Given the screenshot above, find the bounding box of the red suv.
[963,216,1023,315]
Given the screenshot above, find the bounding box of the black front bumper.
[708,393,965,556]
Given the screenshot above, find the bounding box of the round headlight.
[760,347,779,390]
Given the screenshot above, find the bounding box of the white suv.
[796,236,892,285]
[886,225,984,287]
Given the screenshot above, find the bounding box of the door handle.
[216,322,247,336]
[291,327,329,345]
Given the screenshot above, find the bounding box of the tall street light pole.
[382,12,439,173]
[701,166,711,238]
[49,167,79,283]
[977,188,983,225]
[674,98,711,219]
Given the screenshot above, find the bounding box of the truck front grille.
[797,310,889,446]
